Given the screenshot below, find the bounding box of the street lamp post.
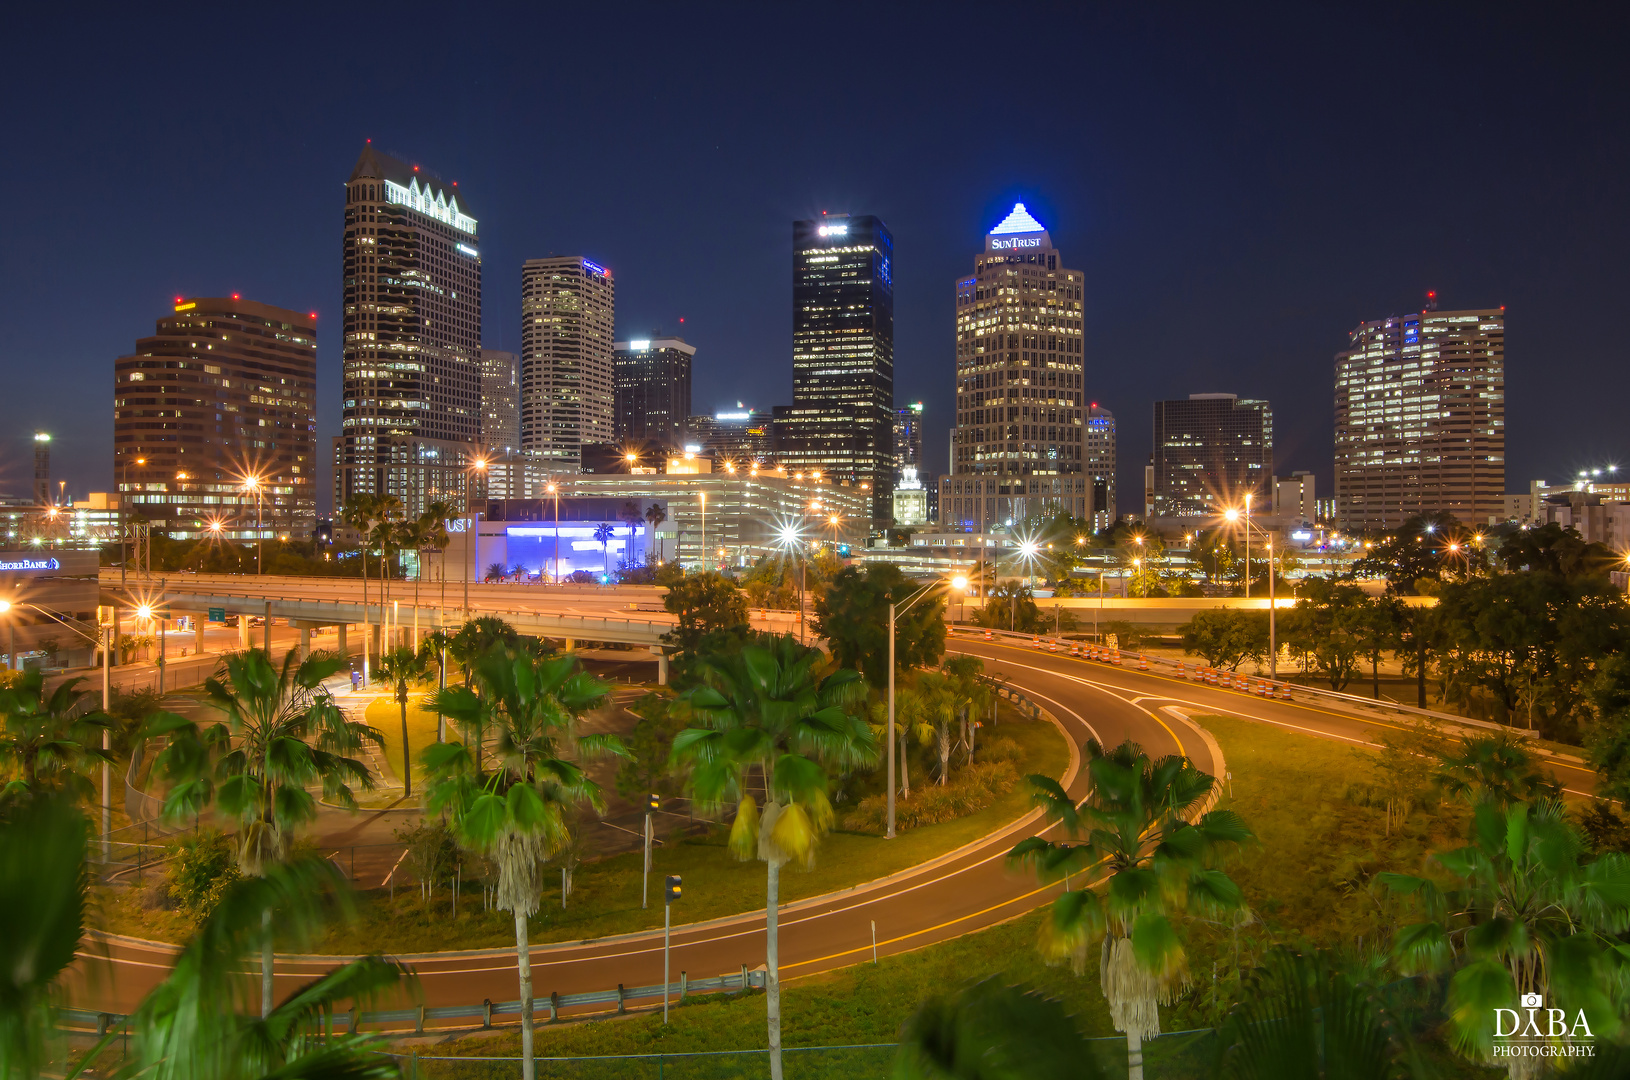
[699,492,707,573]
[240,474,265,575]
[465,457,486,611]
[546,482,560,584]
[1225,503,1277,680]
[120,456,144,588]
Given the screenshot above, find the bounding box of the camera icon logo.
[1521,993,1543,1009]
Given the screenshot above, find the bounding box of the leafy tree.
[661,571,751,685]
[1434,732,1562,809]
[972,580,1043,633]
[894,977,1107,1080]
[1114,533,1171,597]
[1354,593,1405,699]
[1348,512,1467,594]
[1009,740,1251,1080]
[375,646,431,796]
[1190,527,1238,585]
[424,646,623,1080]
[1212,948,1424,1080]
[942,654,993,765]
[1179,609,1268,671]
[1383,800,1630,1075]
[673,636,875,1080]
[813,563,947,688]
[1364,720,1439,837]
[0,670,111,800]
[740,552,802,609]
[146,648,380,1014]
[1282,579,1372,691]
[614,691,687,802]
[1498,522,1616,578]
[1587,652,1630,804]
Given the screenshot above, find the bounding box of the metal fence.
[371,1029,1218,1079]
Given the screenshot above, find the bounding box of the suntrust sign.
[989,235,1043,251]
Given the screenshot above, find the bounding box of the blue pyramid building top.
[989,202,1046,234]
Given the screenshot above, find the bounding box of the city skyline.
[2,9,1624,513]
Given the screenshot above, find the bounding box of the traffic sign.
[208,607,226,622]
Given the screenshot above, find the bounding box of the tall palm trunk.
[261,907,274,1018]
[938,720,950,784]
[399,691,412,797]
[360,546,369,682]
[898,732,911,798]
[515,909,535,1080]
[1127,1030,1144,1080]
[766,859,783,1080]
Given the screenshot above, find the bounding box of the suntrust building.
[940,204,1089,532]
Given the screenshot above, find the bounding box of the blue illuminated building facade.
[474,498,661,581]
[777,214,895,522]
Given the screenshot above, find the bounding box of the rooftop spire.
[990,202,1045,234]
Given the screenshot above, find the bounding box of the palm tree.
[593,522,616,580]
[423,645,624,1080]
[644,503,668,563]
[872,687,935,800]
[0,670,111,799]
[1009,740,1252,1080]
[122,854,409,1080]
[1434,732,1562,809]
[0,794,86,1080]
[147,647,381,1017]
[1212,948,1422,1080]
[419,629,454,742]
[418,501,454,618]
[340,493,384,676]
[895,977,1107,1080]
[673,635,875,1080]
[1383,799,1630,1076]
[621,500,643,568]
[942,654,992,764]
[368,508,403,649]
[375,646,430,796]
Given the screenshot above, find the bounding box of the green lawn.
[100,713,1070,955]
[390,710,1498,1079]
[366,695,443,790]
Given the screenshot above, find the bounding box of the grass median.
[396,709,1494,1079]
[100,710,1069,954]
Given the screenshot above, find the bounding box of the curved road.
[80,633,1594,1025]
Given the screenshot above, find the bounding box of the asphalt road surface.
[78,631,1594,1026]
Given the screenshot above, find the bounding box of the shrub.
[975,736,1023,764]
[166,831,240,922]
[841,761,1019,834]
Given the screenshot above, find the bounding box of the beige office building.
[115,296,316,539]
[1334,306,1505,530]
[521,257,616,470]
[941,203,1089,532]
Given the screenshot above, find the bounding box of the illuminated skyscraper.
[779,214,894,520]
[614,336,694,449]
[1084,404,1116,530]
[892,402,923,481]
[479,349,520,454]
[941,203,1087,531]
[116,296,317,539]
[520,257,616,469]
[333,146,482,516]
[1334,305,1505,529]
[1151,394,1273,515]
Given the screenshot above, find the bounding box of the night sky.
[3,6,1626,515]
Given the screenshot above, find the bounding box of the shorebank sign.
[0,556,60,572]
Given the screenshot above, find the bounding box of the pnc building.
[778,214,895,521]
[115,296,317,539]
[333,145,482,517]
[941,203,1088,531]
